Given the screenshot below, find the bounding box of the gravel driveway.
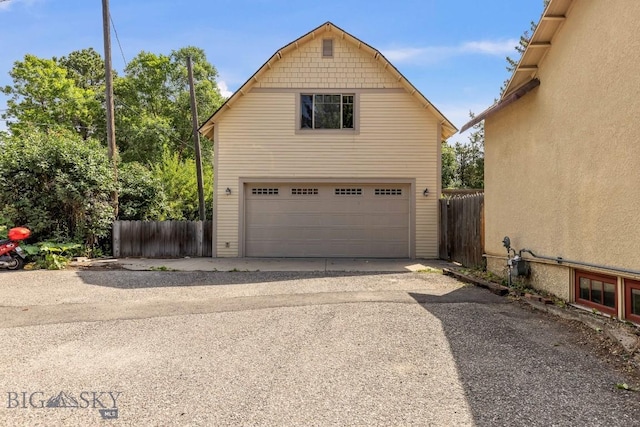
[0,269,638,426]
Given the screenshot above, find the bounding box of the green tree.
[0,128,115,246]
[153,149,213,220]
[168,46,226,149]
[455,125,484,188]
[118,162,168,220]
[441,141,459,189]
[59,48,106,91]
[58,48,108,141]
[1,46,224,223]
[442,113,484,189]
[115,46,225,164]
[1,54,103,140]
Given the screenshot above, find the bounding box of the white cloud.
[217,80,234,98]
[383,47,429,62]
[381,38,518,64]
[460,39,518,55]
[0,0,44,12]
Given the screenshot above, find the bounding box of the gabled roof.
[460,0,573,133]
[199,21,457,140]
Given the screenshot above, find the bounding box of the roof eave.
[459,78,540,133]
[459,0,573,133]
[502,0,573,98]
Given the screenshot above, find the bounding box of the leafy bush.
[153,149,213,220]
[0,128,115,247]
[118,162,168,220]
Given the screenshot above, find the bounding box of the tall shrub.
[153,149,213,220]
[0,128,115,246]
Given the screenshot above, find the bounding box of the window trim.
[575,270,618,316]
[295,91,360,135]
[624,279,640,324]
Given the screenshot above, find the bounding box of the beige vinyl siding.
[216,90,438,257]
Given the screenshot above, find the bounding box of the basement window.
[300,94,354,130]
[625,280,640,324]
[575,270,617,316]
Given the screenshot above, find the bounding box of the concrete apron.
[80,258,452,273]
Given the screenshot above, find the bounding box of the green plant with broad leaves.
[21,242,82,270]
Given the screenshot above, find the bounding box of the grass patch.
[416,267,443,274]
[149,265,177,271]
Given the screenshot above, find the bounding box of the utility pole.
[102,0,118,217]
[187,56,206,221]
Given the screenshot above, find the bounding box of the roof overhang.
[459,78,540,133]
[199,22,458,141]
[460,0,573,132]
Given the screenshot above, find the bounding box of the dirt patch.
[515,298,640,388]
[451,266,640,388]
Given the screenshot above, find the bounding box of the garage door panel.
[246,225,408,240]
[358,199,410,210]
[245,183,410,258]
[245,200,327,214]
[246,213,408,228]
[247,240,408,258]
[245,214,329,227]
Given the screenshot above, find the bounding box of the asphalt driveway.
[0,269,638,426]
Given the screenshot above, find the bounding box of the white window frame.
[295,91,360,135]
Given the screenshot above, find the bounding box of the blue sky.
[0,0,546,143]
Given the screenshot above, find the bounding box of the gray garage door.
[244,183,410,257]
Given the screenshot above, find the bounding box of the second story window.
[301,94,354,130]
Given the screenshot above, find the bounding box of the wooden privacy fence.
[113,220,213,258]
[439,194,484,268]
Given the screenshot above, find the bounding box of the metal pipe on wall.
[518,248,640,277]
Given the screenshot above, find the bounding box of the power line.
[0,117,193,134]
[109,13,127,67]
[0,117,198,156]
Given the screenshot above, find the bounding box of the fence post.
[196,221,204,257]
[112,221,121,257]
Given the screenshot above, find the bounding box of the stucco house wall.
[484,0,640,309]
[202,23,454,258]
